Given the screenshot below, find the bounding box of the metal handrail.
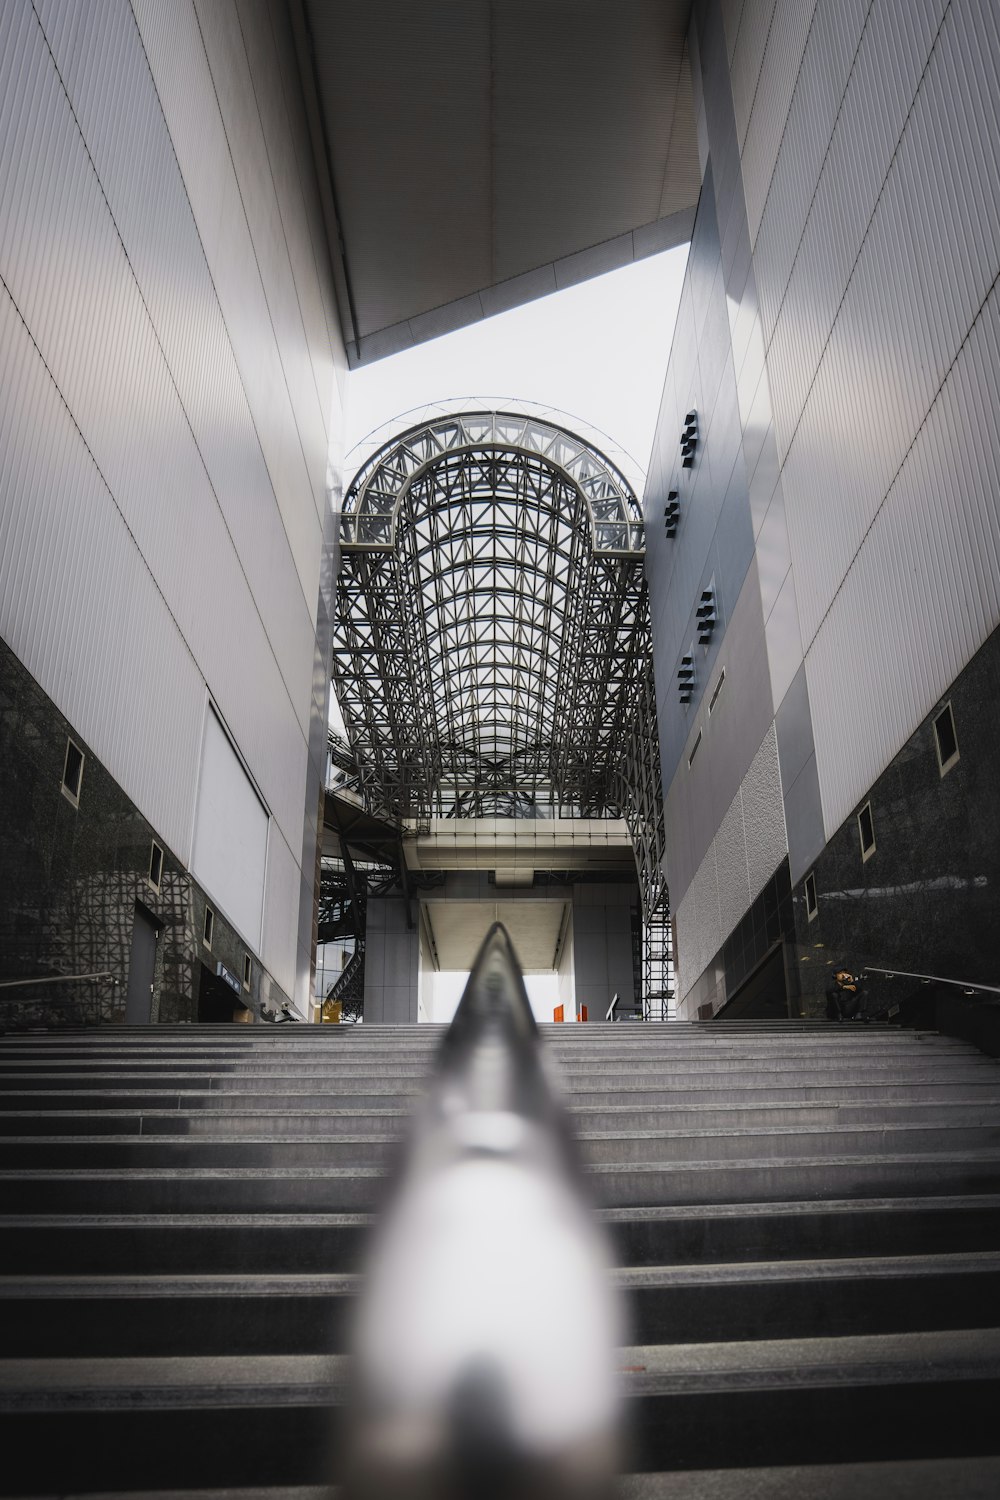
[0,970,116,993]
[864,966,1000,997]
[348,922,623,1494]
[605,991,619,1022]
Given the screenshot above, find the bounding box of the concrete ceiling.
[291,0,700,365]
[422,898,568,973]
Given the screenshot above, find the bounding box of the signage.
[216,962,241,996]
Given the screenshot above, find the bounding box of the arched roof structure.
[333,411,665,917]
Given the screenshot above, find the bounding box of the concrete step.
[4,1097,999,1136]
[4,1118,1000,1170]
[3,1329,1000,1492]
[5,1195,999,1276]
[616,1456,1000,1498]
[13,1458,998,1500]
[4,1079,998,1113]
[5,1149,1000,1214]
[3,1061,994,1093]
[0,1036,970,1062]
[3,1252,998,1358]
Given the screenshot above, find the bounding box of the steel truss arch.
[333,410,670,1009]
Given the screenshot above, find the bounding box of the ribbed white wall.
[673,724,786,1001]
[0,0,345,999]
[731,0,1000,838]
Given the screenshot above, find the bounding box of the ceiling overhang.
[289,0,701,366]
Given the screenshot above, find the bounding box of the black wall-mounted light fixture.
[681,410,698,468]
[696,587,716,645]
[677,654,695,704]
[664,491,680,537]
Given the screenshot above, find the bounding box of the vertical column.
[363,897,419,1023]
[572,885,638,1021]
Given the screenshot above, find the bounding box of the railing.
[864,965,1000,998]
[0,971,119,1030]
[347,922,622,1494]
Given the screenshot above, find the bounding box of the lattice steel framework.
[334,412,669,972]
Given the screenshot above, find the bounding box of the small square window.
[62,738,84,805]
[203,906,214,949]
[148,841,163,891]
[243,953,252,991]
[804,871,818,921]
[933,702,959,776]
[858,802,876,861]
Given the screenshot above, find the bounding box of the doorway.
[125,903,159,1024]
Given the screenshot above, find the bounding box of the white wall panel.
[782,0,1000,650]
[741,0,816,247]
[192,0,328,522]
[262,820,301,999]
[765,0,947,456]
[34,0,319,753]
[0,6,309,851]
[807,274,1000,837]
[674,724,787,1003]
[754,0,870,341]
[0,286,203,860]
[0,0,342,1000]
[192,708,269,946]
[239,0,341,442]
[131,0,324,616]
[729,0,778,151]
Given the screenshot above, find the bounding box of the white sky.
[345,244,689,479]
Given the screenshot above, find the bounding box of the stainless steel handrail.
[0,970,116,992]
[347,922,623,1497]
[864,966,1000,997]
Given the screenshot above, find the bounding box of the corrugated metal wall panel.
[765,0,947,457]
[754,0,870,344]
[721,0,748,64]
[34,0,317,744]
[782,0,1000,653]
[262,820,303,1002]
[239,0,339,449]
[264,0,347,413]
[2,2,309,859]
[673,723,787,1002]
[0,285,203,859]
[192,0,328,528]
[741,0,817,248]
[807,275,1000,836]
[132,0,324,618]
[729,0,778,151]
[1,0,342,998]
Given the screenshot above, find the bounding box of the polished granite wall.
[791,625,1000,1017]
[0,637,289,1026]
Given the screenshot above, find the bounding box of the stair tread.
[4,1249,999,1299]
[6,1327,1000,1410]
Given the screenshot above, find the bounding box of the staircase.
[2,1020,1000,1496]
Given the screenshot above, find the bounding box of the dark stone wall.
[790,625,1000,1017]
[0,635,289,1025]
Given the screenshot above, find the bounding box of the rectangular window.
[858,802,876,861]
[933,702,959,776]
[148,841,163,891]
[243,953,252,991]
[804,871,818,921]
[709,669,726,713]
[203,906,214,949]
[688,730,702,767]
[62,738,84,806]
